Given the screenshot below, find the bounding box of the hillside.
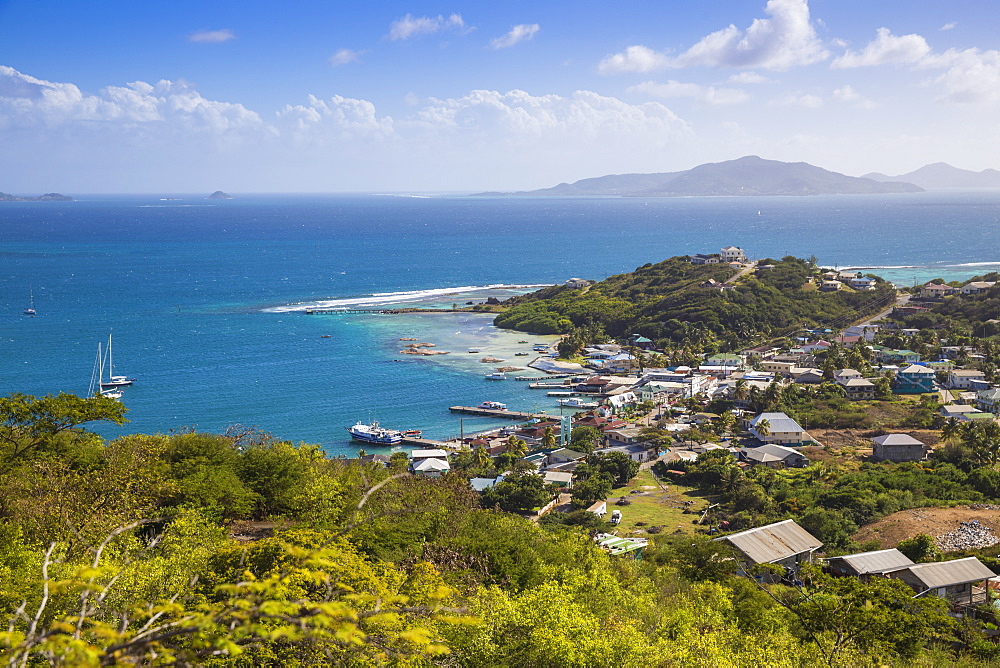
[494,256,896,347]
[865,162,1000,189]
[482,156,922,197]
[0,191,73,201]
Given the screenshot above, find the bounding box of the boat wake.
[264,283,551,313]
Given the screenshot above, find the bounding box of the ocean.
[2,191,1000,456]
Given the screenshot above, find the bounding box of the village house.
[849,276,877,291]
[542,470,574,488]
[825,548,914,581]
[799,340,832,354]
[871,434,931,462]
[409,449,451,478]
[689,253,721,265]
[594,439,659,462]
[976,388,1000,414]
[739,444,808,469]
[940,404,982,420]
[960,281,996,295]
[843,324,879,342]
[920,282,957,299]
[762,360,797,377]
[627,334,656,350]
[715,519,823,577]
[873,346,921,365]
[748,412,811,446]
[565,277,592,288]
[819,280,842,292]
[948,369,987,389]
[887,557,996,605]
[839,377,876,400]
[894,364,937,393]
[593,533,648,559]
[793,369,826,385]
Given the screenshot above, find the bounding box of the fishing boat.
[346,421,404,445]
[23,287,35,316]
[100,332,135,388]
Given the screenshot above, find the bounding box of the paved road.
[857,293,910,326]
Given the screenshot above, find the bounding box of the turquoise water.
[2,191,1000,455]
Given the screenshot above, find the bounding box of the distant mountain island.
[481,156,923,197]
[0,192,73,202]
[207,191,233,200]
[863,163,1000,189]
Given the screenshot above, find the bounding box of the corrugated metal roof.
[871,434,924,447]
[718,519,822,564]
[751,412,804,434]
[828,548,914,575]
[904,557,996,590]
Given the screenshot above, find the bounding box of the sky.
[2,0,1000,192]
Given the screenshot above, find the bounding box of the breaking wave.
[264,283,551,313]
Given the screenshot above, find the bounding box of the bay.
[2,191,999,456]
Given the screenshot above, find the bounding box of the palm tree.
[733,378,749,406]
[754,417,771,442]
[473,445,491,469]
[941,417,962,445]
[506,435,528,458]
[541,426,557,449]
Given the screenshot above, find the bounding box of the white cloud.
[490,24,540,50]
[770,92,823,108]
[728,71,769,84]
[277,94,394,138]
[600,0,828,73]
[630,80,749,105]
[940,23,957,31]
[388,13,467,41]
[921,48,1000,104]
[598,46,671,74]
[188,29,235,44]
[831,27,930,68]
[832,84,875,108]
[0,66,262,133]
[329,49,363,66]
[674,0,828,69]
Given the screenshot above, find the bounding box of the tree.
[897,533,942,563]
[587,451,639,486]
[569,426,601,453]
[505,435,528,458]
[480,470,552,513]
[753,418,771,441]
[540,426,557,449]
[473,445,492,469]
[570,472,613,509]
[0,392,127,471]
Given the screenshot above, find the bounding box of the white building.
[721,246,746,263]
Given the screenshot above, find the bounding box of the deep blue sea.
[2,191,1000,456]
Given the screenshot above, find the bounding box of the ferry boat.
[484,371,506,380]
[346,421,403,445]
[558,397,600,408]
[477,401,507,410]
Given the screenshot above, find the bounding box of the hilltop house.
[888,557,996,605]
[410,449,451,478]
[716,519,822,576]
[961,281,996,295]
[720,246,746,263]
[565,277,592,288]
[920,283,957,298]
[690,254,721,265]
[826,548,914,581]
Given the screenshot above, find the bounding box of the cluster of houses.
[716,519,996,609]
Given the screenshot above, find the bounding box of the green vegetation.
[494,256,895,351]
[2,392,999,666]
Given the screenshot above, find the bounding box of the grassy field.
[606,468,712,536]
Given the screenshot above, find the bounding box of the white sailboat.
[89,342,123,400]
[23,286,35,316]
[100,332,135,388]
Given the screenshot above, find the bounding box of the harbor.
[448,405,551,420]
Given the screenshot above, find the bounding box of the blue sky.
[2,0,1000,191]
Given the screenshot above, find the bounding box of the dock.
[400,435,460,450]
[305,307,419,315]
[449,406,550,420]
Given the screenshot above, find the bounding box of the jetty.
[449,406,550,420]
[400,435,460,450]
[305,307,419,315]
